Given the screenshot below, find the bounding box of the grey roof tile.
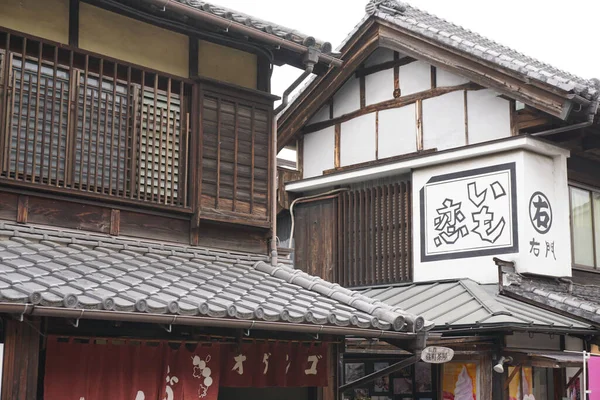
[365,1,599,101]
[0,222,426,333]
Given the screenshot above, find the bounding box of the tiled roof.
[174,0,333,54]
[0,222,429,333]
[367,0,600,100]
[360,279,594,332]
[502,270,600,326]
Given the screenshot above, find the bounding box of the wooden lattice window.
[5,56,70,183]
[338,180,412,287]
[73,71,129,193]
[137,85,183,204]
[200,91,270,221]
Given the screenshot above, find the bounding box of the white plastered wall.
[422,90,466,151]
[378,105,417,158]
[340,114,377,166]
[303,127,335,178]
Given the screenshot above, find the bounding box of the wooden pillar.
[481,353,493,400]
[322,342,339,400]
[1,317,41,400]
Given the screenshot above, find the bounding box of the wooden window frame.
[568,182,600,271]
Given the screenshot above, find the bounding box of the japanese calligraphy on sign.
[420,163,518,262]
[421,346,454,364]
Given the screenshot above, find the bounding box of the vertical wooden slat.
[45,47,59,184]
[0,33,10,168]
[393,51,400,98]
[464,90,469,145]
[151,74,159,202]
[250,106,255,214]
[64,50,75,186]
[101,67,110,193]
[92,59,103,191]
[357,189,363,286]
[352,190,358,287]
[399,182,406,280]
[110,209,120,236]
[132,72,141,200]
[4,56,15,173]
[334,123,340,169]
[370,187,376,284]
[139,73,150,200]
[407,181,412,280]
[15,38,27,180]
[182,82,189,208]
[233,102,238,211]
[215,97,221,209]
[359,69,366,109]
[165,78,172,204]
[108,62,118,195]
[375,111,379,160]
[79,55,88,187]
[17,195,28,223]
[416,99,423,151]
[431,66,437,89]
[114,68,125,196]
[383,184,390,281]
[31,41,43,182]
[336,194,342,284]
[124,66,133,197]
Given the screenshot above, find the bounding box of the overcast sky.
[213,0,600,101]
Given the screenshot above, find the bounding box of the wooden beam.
[257,54,271,93]
[17,195,28,224]
[431,65,437,89]
[416,99,423,151]
[355,56,416,78]
[334,124,341,168]
[69,0,79,47]
[110,209,120,236]
[393,51,401,98]
[2,318,41,400]
[359,70,366,109]
[464,90,469,144]
[323,148,436,175]
[504,365,521,390]
[566,368,582,390]
[189,37,199,78]
[303,82,479,134]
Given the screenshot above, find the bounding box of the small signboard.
[421,346,454,364]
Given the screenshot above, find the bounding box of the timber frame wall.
[0,25,275,253]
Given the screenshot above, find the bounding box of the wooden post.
[2,317,41,400]
[321,342,339,400]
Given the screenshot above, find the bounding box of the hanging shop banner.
[220,342,328,387]
[44,337,328,400]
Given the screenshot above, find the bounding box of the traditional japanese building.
[0,1,433,399]
[277,0,600,398]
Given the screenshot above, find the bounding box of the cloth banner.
[44,337,328,400]
[589,356,600,400]
[220,342,328,387]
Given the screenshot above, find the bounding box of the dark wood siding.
[338,180,412,287]
[200,85,271,226]
[294,198,338,281]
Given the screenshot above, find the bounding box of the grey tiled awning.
[502,269,600,326]
[0,222,430,334]
[361,279,594,332]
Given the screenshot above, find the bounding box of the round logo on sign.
[529,191,552,234]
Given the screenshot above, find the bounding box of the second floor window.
[569,185,600,268]
[0,39,191,209]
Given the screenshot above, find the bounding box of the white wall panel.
[365,69,394,106]
[467,89,511,144]
[364,48,395,67]
[422,91,466,151]
[378,105,417,159]
[333,78,361,118]
[303,127,335,178]
[399,60,431,96]
[436,68,470,87]
[308,105,330,125]
[340,114,377,166]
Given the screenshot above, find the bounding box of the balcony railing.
[0,32,192,209]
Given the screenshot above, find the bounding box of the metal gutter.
[531,121,594,137]
[141,0,343,67]
[0,303,419,340]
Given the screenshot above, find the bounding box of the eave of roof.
[138,0,341,67]
[277,1,600,148]
[360,278,595,334]
[0,221,431,338]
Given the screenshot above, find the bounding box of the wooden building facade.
[0,1,434,399]
[277,1,600,399]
